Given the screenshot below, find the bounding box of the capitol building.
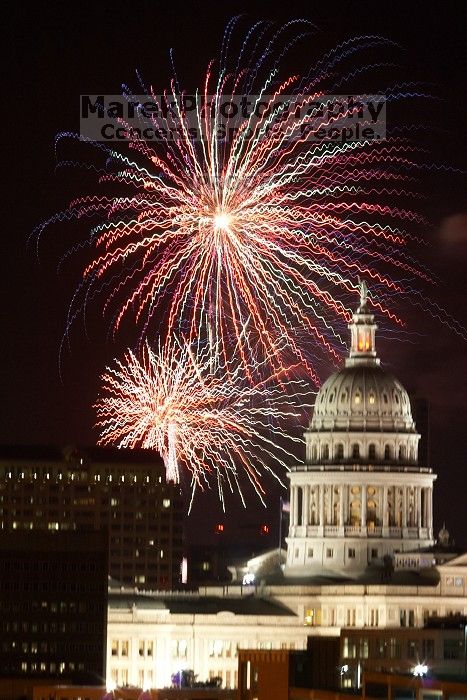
[105,287,466,691]
[285,282,435,577]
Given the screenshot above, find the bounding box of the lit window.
[342,637,357,658]
[369,393,375,404]
[173,639,188,658]
[354,393,361,404]
[162,499,171,508]
[305,609,315,625]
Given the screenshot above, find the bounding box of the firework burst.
[36,18,450,383]
[94,338,310,509]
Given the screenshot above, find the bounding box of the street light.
[412,664,428,677]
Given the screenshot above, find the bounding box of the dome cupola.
[306,280,418,460]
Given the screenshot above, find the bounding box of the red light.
[215,523,224,534]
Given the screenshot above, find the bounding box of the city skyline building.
[0,446,184,590]
[0,531,108,688]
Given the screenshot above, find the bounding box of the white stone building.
[286,284,435,577]
[106,285,465,690]
[107,557,467,690]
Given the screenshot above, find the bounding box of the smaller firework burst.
[94,338,311,510]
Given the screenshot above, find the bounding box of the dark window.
[444,639,463,660]
[423,639,435,659]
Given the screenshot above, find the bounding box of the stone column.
[360,485,367,529]
[382,485,389,530]
[339,485,345,527]
[290,485,296,527]
[343,485,349,526]
[302,485,310,528]
[402,486,407,529]
[416,486,422,528]
[428,487,433,534]
[319,484,325,527]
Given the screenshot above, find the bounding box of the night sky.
[3,1,467,547]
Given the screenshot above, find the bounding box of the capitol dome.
[312,364,415,433]
[305,283,419,465]
[285,281,435,579]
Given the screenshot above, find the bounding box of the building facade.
[0,446,184,590]
[286,287,435,577]
[105,554,467,690]
[339,620,467,689]
[0,531,108,685]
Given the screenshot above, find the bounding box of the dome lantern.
[346,278,379,368]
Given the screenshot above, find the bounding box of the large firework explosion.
[34,17,457,385]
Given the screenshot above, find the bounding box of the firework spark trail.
[94,338,311,510]
[33,19,466,379]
